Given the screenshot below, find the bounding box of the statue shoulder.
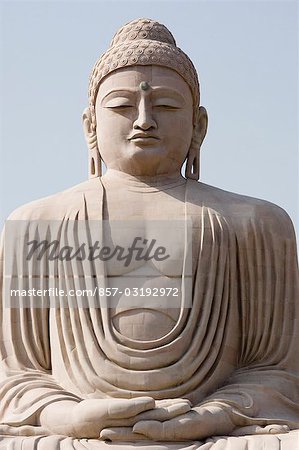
[6,178,102,221]
[187,180,296,240]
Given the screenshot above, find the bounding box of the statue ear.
[185,106,208,181]
[82,107,102,178]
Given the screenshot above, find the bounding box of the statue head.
[83,18,208,179]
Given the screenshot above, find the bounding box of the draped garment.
[0,177,298,449]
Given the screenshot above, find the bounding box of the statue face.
[95,65,193,176]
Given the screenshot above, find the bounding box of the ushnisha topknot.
[88,18,200,119]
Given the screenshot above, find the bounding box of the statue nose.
[133,99,157,130]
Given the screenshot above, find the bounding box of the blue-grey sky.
[1,0,298,237]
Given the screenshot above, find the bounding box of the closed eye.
[106,105,134,109]
[104,97,135,109]
[154,105,181,110]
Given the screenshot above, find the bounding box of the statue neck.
[101,169,186,191]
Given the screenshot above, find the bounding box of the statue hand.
[131,405,235,442]
[133,398,192,422]
[39,397,155,438]
[100,398,192,441]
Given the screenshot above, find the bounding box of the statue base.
[1,431,298,449]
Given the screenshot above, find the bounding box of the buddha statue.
[0,18,298,450]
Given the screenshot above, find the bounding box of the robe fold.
[0,178,298,449]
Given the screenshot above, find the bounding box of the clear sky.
[1,0,298,237]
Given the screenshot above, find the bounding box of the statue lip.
[128,133,160,141]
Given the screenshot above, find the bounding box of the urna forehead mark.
[139,81,150,91]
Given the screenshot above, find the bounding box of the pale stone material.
[0,18,298,449]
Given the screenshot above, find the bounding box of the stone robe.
[0,177,298,449]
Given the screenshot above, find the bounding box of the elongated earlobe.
[82,107,102,178]
[185,106,208,181]
[186,146,200,180]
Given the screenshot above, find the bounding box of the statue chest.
[102,188,188,341]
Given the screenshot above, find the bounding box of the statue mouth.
[128,133,161,142]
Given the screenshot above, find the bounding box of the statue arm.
[0,226,81,435]
[197,204,299,432]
